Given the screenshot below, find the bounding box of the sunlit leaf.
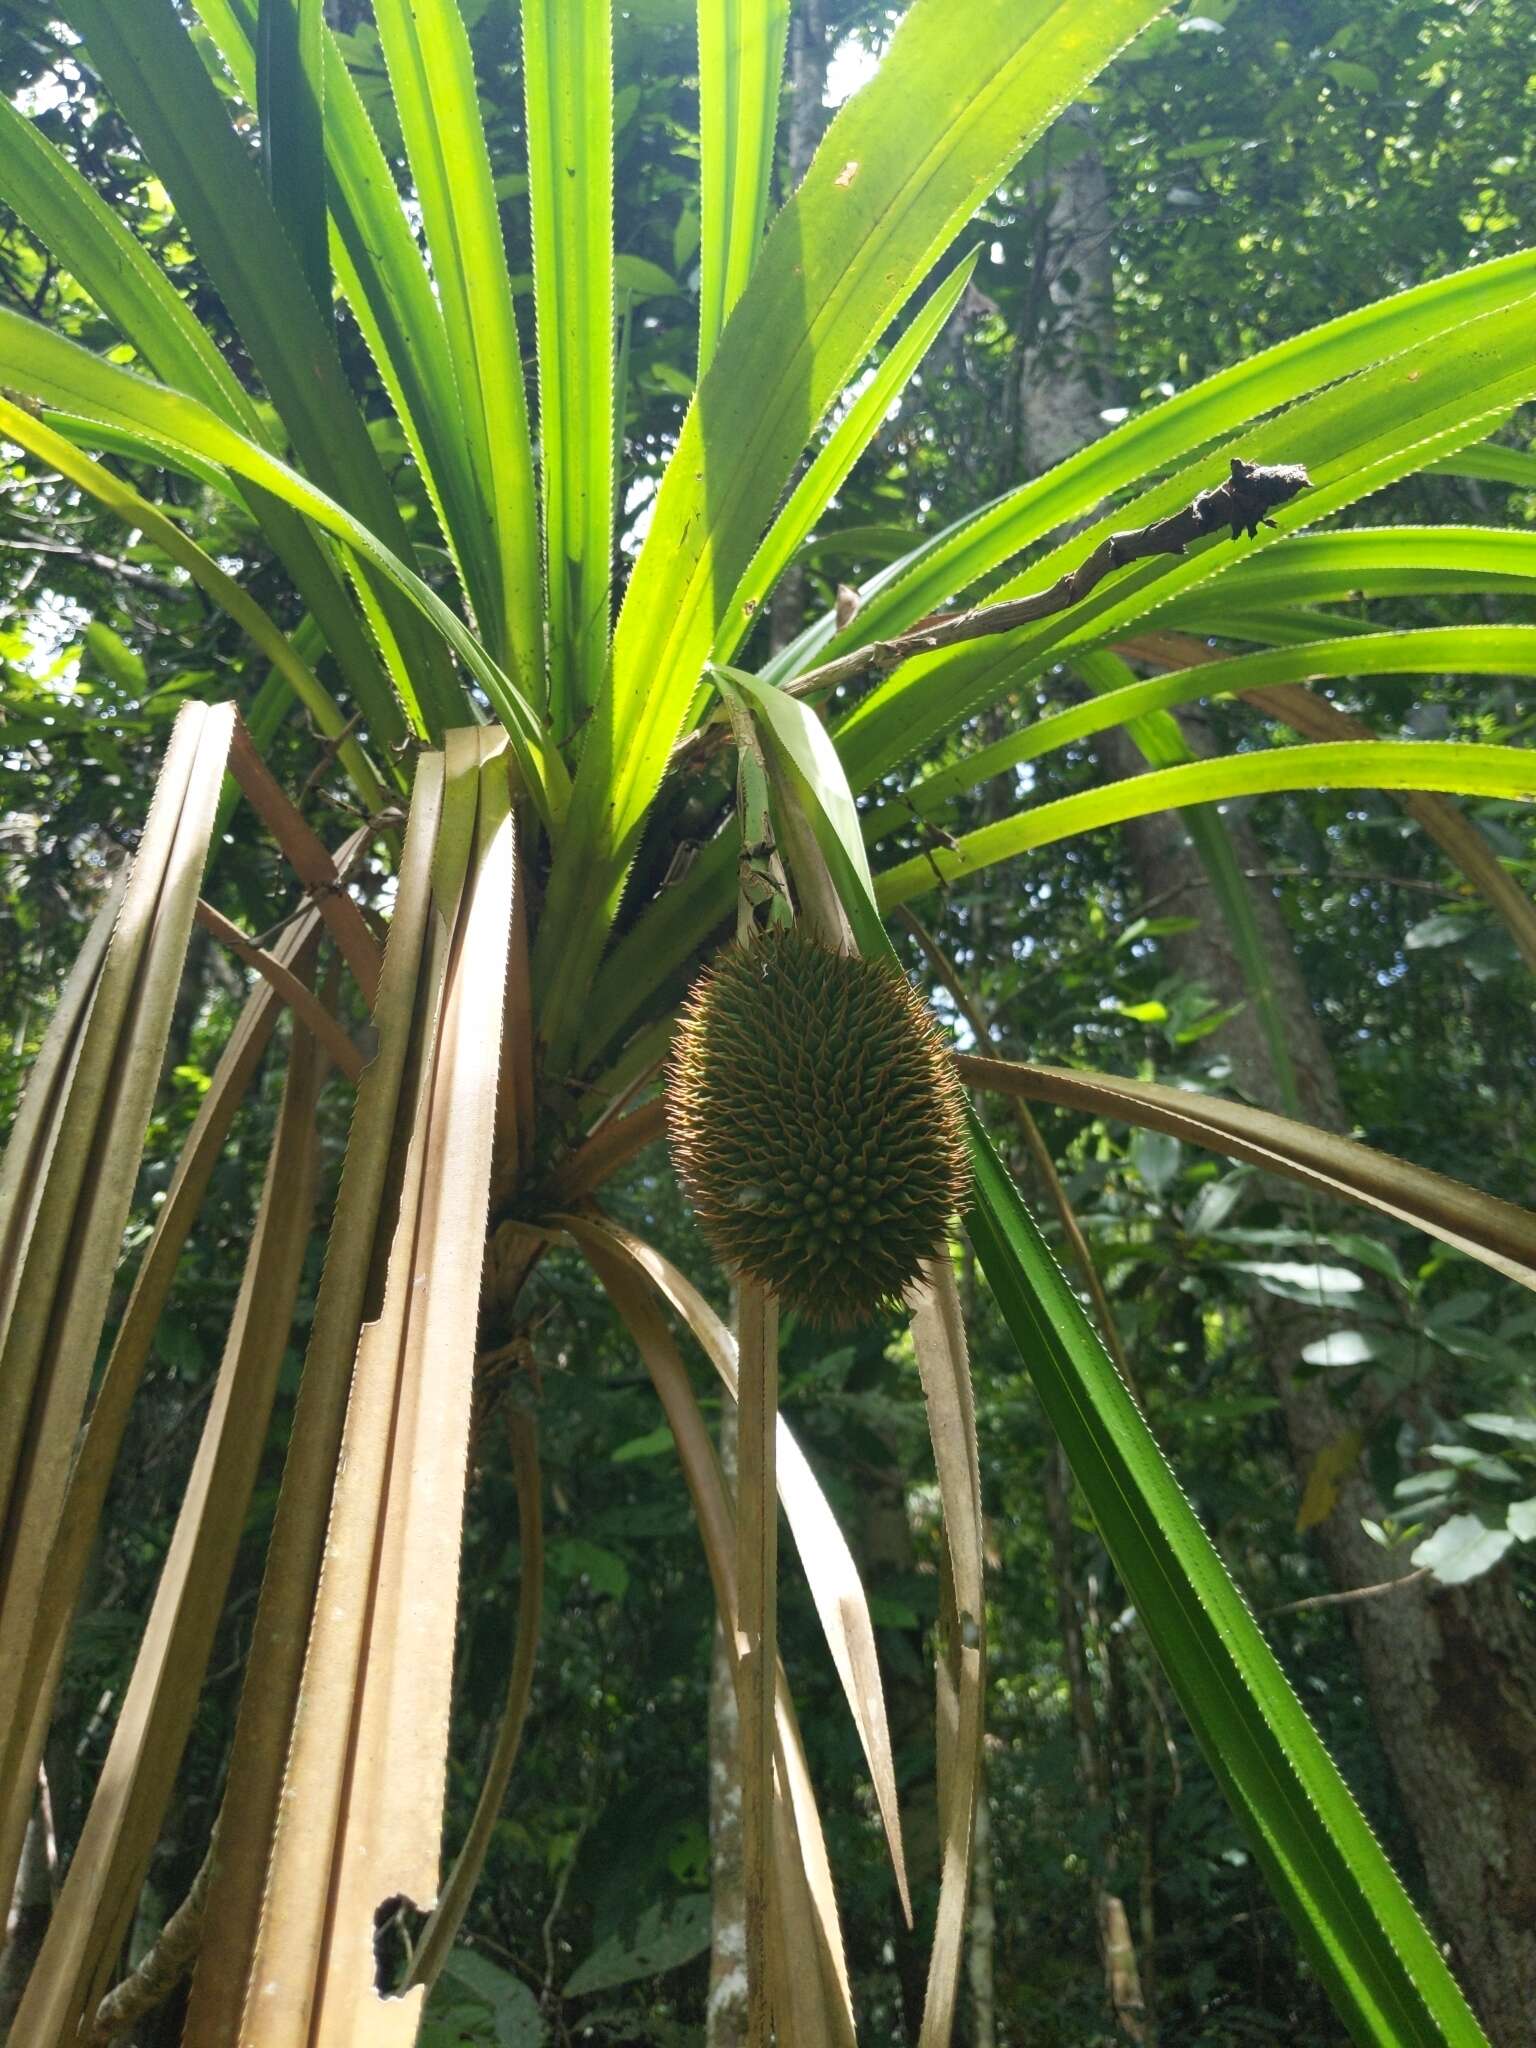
[1411,1514,1517,1587]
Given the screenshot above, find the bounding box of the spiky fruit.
[667,926,970,1328]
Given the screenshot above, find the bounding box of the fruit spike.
[667,927,970,1328]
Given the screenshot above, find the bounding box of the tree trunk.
[706,1390,748,2048]
[966,1770,996,2048]
[0,1789,51,2042]
[1044,1447,1146,2041]
[1017,103,1117,478]
[1100,716,1536,2043]
[1014,87,1536,2035]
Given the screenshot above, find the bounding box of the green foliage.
[1,0,1534,2042]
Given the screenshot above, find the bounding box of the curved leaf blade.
[0,395,388,813]
[575,1213,912,1920]
[0,311,563,815]
[837,300,1536,791]
[762,247,1536,688]
[189,0,497,661]
[0,81,401,739]
[964,1115,1489,2047]
[66,0,463,732]
[892,624,1536,824]
[1157,525,1536,620]
[874,740,1536,908]
[958,1056,1536,1296]
[723,702,1497,2038]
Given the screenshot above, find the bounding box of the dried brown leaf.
[958,1055,1536,1291]
[0,700,234,1908]
[572,1226,856,2046]
[574,1215,911,1920]
[234,732,513,2046]
[11,1022,323,2043]
[907,1257,984,2048]
[186,758,451,2045]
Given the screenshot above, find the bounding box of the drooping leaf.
[10,1022,322,2043]
[735,702,1494,2045]
[195,734,514,2047]
[964,1116,1487,2044]
[887,625,1536,843]
[0,79,400,732]
[576,1214,910,1919]
[956,1056,1536,1295]
[186,759,448,2041]
[0,310,563,814]
[66,0,464,731]
[574,1226,857,2044]
[874,742,1536,909]
[0,396,387,812]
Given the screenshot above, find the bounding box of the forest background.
[0,0,1534,2043]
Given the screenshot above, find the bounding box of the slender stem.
[88,1846,214,2042]
[1266,1566,1432,1617]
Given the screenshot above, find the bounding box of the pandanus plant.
[2,0,1535,2041]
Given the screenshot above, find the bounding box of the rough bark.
[1018,103,1117,479]
[1099,715,1536,2043]
[1044,1448,1146,2042]
[0,1791,51,2042]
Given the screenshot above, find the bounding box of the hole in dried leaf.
[373,1892,428,1995]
